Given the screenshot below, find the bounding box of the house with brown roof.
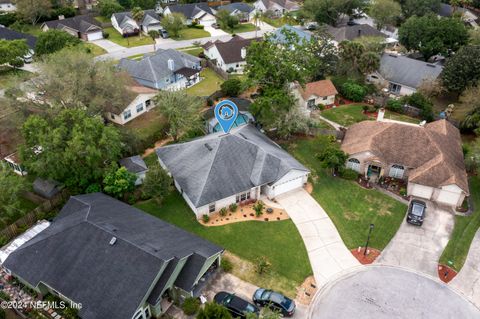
[42,15,103,41]
[202,35,260,74]
[291,79,338,113]
[341,111,469,207]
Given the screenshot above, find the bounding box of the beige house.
[341,111,469,207]
[106,85,157,125]
[291,79,338,114]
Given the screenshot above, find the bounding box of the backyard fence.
[0,190,69,243]
[206,60,229,80]
[308,128,345,140]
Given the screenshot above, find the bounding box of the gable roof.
[217,2,254,14]
[378,53,443,89]
[3,193,222,319]
[258,0,300,11]
[205,35,260,64]
[0,26,37,49]
[142,9,161,26]
[326,23,387,42]
[118,49,201,84]
[273,25,312,44]
[341,120,468,193]
[113,10,161,28]
[166,3,215,19]
[297,79,338,99]
[156,125,309,207]
[438,3,477,18]
[120,155,148,174]
[43,15,102,34]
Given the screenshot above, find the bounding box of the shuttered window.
[389,164,405,179]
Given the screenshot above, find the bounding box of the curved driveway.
[310,266,480,319]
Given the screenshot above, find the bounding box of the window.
[133,309,143,319]
[123,110,132,120]
[136,103,144,113]
[236,191,251,203]
[346,158,361,172]
[389,164,405,179]
[110,114,115,119]
[389,83,401,94]
[322,96,328,100]
[209,203,215,213]
[145,307,151,318]
[145,99,151,108]
[307,99,315,108]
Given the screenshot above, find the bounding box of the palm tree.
[358,52,380,75]
[148,30,160,50]
[131,7,144,38]
[252,11,262,38]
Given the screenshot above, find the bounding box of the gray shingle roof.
[3,193,222,319]
[209,35,260,64]
[326,24,387,42]
[32,178,62,199]
[438,3,476,18]
[120,155,148,174]
[379,53,444,89]
[0,26,37,49]
[156,125,309,207]
[217,2,254,14]
[273,25,312,44]
[166,3,215,19]
[113,10,161,28]
[43,15,102,34]
[118,48,201,84]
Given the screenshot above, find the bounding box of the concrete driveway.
[276,189,360,287]
[451,230,480,309]
[90,39,125,53]
[204,26,229,37]
[310,266,480,319]
[376,200,454,276]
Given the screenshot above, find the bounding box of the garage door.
[409,183,434,200]
[436,189,461,206]
[87,31,103,41]
[201,18,216,26]
[271,175,305,197]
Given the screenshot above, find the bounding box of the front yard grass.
[103,27,154,47]
[174,28,210,40]
[0,66,34,89]
[283,136,407,250]
[439,176,480,271]
[321,104,418,127]
[81,43,107,56]
[185,68,224,97]
[136,192,312,297]
[179,47,203,57]
[224,23,257,34]
[261,16,297,28]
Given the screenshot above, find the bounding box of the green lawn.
[0,66,34,89]
[440,176,480,271]
[103,27,154,47]
[81,43,107,57]
[283,136,407,250]
[179,47,203,57]
[17,24,44,37]
[174,28,210,40]
[185,68,224,97]
[321,104,419,127]
[127,53,145,60]
[224,23,257,34]
[261,16,297,28]
[94,16,111,24]
[135,192,312,296]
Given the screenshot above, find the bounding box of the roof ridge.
[194,139,223,206]
[146,56,159,83]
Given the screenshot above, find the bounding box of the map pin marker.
[214,99,239,134]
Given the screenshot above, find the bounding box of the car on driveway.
[212,23,221,29]
[406,199,427,226]
[252,288,296,317]
[214,291,259,318]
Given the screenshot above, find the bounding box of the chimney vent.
[109,237,117,246]
[58,15,65,20]
[240,47,247,59]
[167,59,175,71]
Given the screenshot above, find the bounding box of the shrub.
[102,31,110,39]
[399,187,407,196]
[254,256,271,274]
[85,183,102,193]
[202,214,210,223]
[341,81,367,102]
[229,203,238,212]
[386,99,403,113]
[317,103,325,111]
[10,58,24,68]
[401,92,434,121]
[339,168,358,180]
[221,257,233,272]
[362,105,369,112]
[191,24,205,29]
[197,302,232,319]
[221,78,242,96]
[220,207,228,216]
[253,201,264,217]
[182,297,200,315]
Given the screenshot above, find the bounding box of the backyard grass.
[16,24,43,37]
[81,43,107,56]
[179,47,203,57]
[283,136,407,250]
[439,176,480,271]
[185,68,224,97]
[135,192,312,297]
[94,16,111,24]
[321,104,419,127]
[0,66,34,89]
[123,109,167,143]
[103,27,154,47]
[224,23,257,34]
[174,28,210,40]
[261,16,297,28]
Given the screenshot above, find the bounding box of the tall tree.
[160,12,186,38]
[35,48,134,115]
[442,45,480,93]
[399,0,441,18]
[358,51,380,75]
[459,85,480,132]
[369,0,401,30]
[302,0,368,26]
[35,30,81,55]
[16,0,51,25]
[398,14,468,60]
[141,163,171,203]
[131,7,144,37]
[0,39,29,66]
[252,11,262,38]
[103,164,137,199]
[0,166,27,225]
[98,0,124,18]
[216,9,239,32]
[153,91,203,141]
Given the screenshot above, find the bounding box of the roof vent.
[204,143,212,151]
[109,237,117,246]
[167,58,175,71]
[426,63,436,68]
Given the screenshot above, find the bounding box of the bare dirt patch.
[295,276,317,305]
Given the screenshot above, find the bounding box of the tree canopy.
[161,13,186,38]
[302,0,368,26]
[0,166,27,225]
[397,0,441,18]
[98,0,124,17]
[369,0,402,30]
[398,15,469,60]
[141,163,171,203]
[20,109,122,191]
[16,0,51,25]
[0,39,29,66]
[103,164,137,199]
[217,9,239,32]
[35,30,81,55]
[442,45,480,93]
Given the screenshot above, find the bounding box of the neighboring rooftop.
[3,193,222,319]
[33,178,63,199]
[203,35,260,64]
[43,14,102,33]
[166,3,215,19]
[326,23,387,42]
[378,53,444,89]
[298,79,338,99]
[217,2,254,14]
[341,120,468,193]
[119,155,148,174]
[156,124,309,208]
[0,26,37,49]
[273,25,312,44]
[438,3,477,18]
[258,0,300,11]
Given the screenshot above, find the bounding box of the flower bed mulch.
[438,264,458,283]
[351,247,381,264]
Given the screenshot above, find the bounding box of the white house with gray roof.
[163,3,216,26]
[120,155,148,185]
[367,53,444,96]
[156,125,310,218]
[112,10,163,36]
[118,49,202,90]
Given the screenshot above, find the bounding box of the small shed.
[33,178,63,199]
[119,155,148,185]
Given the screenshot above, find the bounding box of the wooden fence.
[0,190,69,242]
[206,60,229,80]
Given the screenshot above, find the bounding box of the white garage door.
[201,18,216,27]
[271,175,305,197]
[87,31,103,41]
[436,189,461,206]
[409,183,434,200]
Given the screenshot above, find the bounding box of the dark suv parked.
[406,199,427,226]
[252,288,296,317]
[214,292,259,318]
